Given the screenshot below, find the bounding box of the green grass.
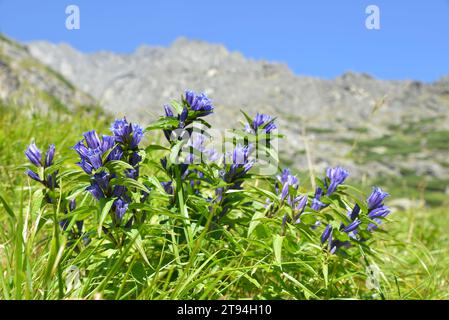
[1,103,448,300]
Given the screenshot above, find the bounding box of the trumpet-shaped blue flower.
[185,90,214,116]
[367,186,389,210]
[111,118,144,149]
[326,166,349,195]
[245,113,277,134]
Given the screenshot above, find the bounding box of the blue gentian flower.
[367,186,389,210]
[164,105,174,117]
[86,183,105,200]
[110,118,144,149]
[25,142,42,167]
[179,107,188,128]
[368,205,391,219]
[366,186,391,232]
[311,187,324,211]
[342,219,362,233]
[114,199,128,222]
[44,144,56,167]
[93,172,111,190]
[276,168,299,203]
[348,203,360,221]
[25,168,41,182]
[84,130,101,149]
[321,224,332,244]
[326,166,349,195]
[185,90,214,116]
[246,113,277,134]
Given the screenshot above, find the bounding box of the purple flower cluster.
[245,113,277,134]
[25,142,57,189]
[320,186,391,254]
[185,90,214,117]
[326,166,349,195]
[367,187,390,231]
[73,118,145,224]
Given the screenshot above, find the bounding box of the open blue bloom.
[25,143,42,167]
[326,166,349,195]
[366,186,391,232]
[84,131,101,149]
[74,132,120,174]
[246,113,277,134]
[111,118,144,149]
[185,90,214,116]
[367,186,389,210]
[100,135,115,153]
[368,205,391,219]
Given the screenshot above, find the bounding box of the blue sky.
[1,0,448,82]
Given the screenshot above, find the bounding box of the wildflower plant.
[22,90,394,299]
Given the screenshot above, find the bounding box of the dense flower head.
[185,90,214,116]
[74,132,122,174]
[110,118,144,149]
[326,166,349,195]
[245,113,277,134]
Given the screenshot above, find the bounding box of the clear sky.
[1,0,448,82]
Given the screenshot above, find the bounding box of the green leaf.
[0,194,15,220]
[145,144,170,153]
[98,198,116,237]
[248,210,266,237]
[273,234,284,265]
[145,117,179,131]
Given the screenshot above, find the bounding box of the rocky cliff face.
[5,35,449,180]
[0,34,95,113]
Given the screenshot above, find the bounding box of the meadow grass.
[0,102,448,300]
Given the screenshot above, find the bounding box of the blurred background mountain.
[1,34,448,206]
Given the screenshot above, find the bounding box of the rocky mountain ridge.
[1,34,448,183]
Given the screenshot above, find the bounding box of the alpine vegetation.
[19,90,394,299]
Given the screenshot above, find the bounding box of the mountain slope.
[27,38,449,182]
[0,34,96,113]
